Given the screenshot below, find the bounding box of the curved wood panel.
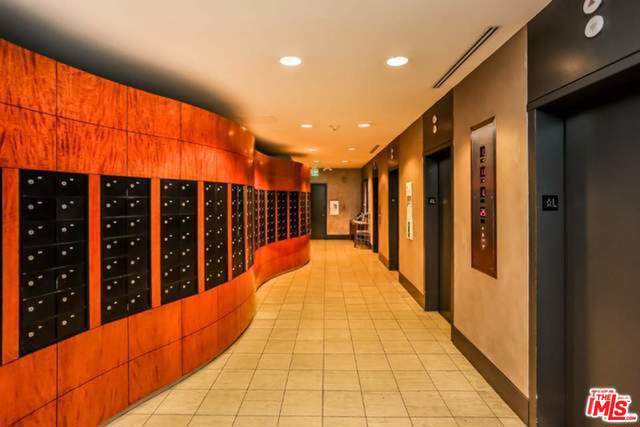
[0,39,310,427]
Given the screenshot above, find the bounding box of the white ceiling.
[1,0,548,168]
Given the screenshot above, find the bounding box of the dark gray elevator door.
[438,154,452,322]
[565,91,640,426]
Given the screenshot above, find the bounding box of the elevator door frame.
[310,183,327,239]
[372,174,379,253]
[388,168,399,270]
[424,147,454,320]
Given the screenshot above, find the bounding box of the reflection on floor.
[109,240,523,427]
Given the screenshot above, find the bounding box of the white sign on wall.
[406,182,414,240]
[329,200,340,216]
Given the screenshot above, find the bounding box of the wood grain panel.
[0,40,56,114]
[218,116,254,158]
[127,133,182,179]
[88,174,101,328]
[180,104,220,147]
[182,322,218,373]
[57,319,128,395]
[57,364,128,427]
[181,288,218,336]
[127,88,180,139]
[216,311,237,352]
[56,118,127,175]
[128,341,182,404]
[0,346,56,426]
[128,302,181,359]
[2,168,19,363]
[180,142,216,181]
[56,63,127,128]
[150,178,161,307]
[10,401,56,427]
[0,104,56,170]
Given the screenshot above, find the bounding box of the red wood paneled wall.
[0,39,310,427]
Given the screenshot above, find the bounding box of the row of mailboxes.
[277,191,288,241]
[101,177,151,324]
[246,187,255,268]
[231,184,246,278]
[257,190,266,248]
[20,170,89,356]
[267,191,276,243]
[204,182,228,289]
[160,180,198,304]
[289,192,300,238]
[300,192,308,236]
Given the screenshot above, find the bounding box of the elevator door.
[388,169,399,270]
[373,176,379,252]
[565,91,640,426]
[310,184,327,239]
[437,154,452,322]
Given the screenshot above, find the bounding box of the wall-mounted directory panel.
[204,182,228,289]
[160,179,197,304]
[471,119,497,278]
[246,186,255,268]
[277,191,288,241]
[267,191,276,244]
[101,176,151,323]
[289,191,299,237]
[20,170,88,355]
[231,184,246,277]
[257,190,266,248]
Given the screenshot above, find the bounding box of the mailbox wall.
[0,39,310,427]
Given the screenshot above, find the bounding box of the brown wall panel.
[0,104,56,170]
[180,104,220,148]
[182,287,219,337]
[126,133,181,179]
[180,142,217,181]
[56,64,127,128]
[128,341,182,404]
[10,401,56,427]
[57,319,128,395]
[2,168,19,363]
[56,118,128,175]
[0,40,56,114]
[57,364,128,427]
[127,88,180,139]
[182,322,218,373]
[128,302,182,359]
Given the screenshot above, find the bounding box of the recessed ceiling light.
[386,56,409,67]
[300,123,313,129]
[347,147,356,151]
[357,122,371,128]
[280,56,302,67]
[313,160,319,163]
[341,160,349,164]
[307,147,318,152]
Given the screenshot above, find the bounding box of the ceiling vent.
[369,144,380,154]
[433,26,499,89]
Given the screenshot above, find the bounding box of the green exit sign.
[310,168,319,177]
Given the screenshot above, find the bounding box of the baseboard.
[378,253,389,268]
[398,272,425,309]
[451,326,529,424]
[324,234,351,240]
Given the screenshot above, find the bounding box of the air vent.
[369,144,380,154]
[433,26,499,89]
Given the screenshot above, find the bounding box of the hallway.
[109,241,522,427]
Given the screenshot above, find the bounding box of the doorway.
[533,72,640,426]
[310,184,327,239]
[424,148,453,322]
[372,175,379,252]
[388,168,399,270]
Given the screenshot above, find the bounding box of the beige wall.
[452,29,529,396]
[311,168,362,236]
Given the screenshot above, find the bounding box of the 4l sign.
[585,388,639,423]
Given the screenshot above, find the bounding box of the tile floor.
[108,240,524,427]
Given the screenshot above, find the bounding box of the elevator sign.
[310,168,319,177]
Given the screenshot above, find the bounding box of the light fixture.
[341,160,349,164]
[279,56,302,67]
[357,122,371,128]
[347,147,356,151]
[386,56,409,67]
[313,160,319,163]
[300,123,313,129]
[307,147,318,152]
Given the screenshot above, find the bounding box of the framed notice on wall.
[329,200,340,216]
[470,118,497,278]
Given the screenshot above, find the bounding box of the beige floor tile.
[324,339,354,354]
[258,354,292,370]
[412,341,447,354]
[243,389,284,402]
[278,416,322,427]
[366,418,413,427]
[175,369,221,390]
[440,391,494,417]
[225,354,261,370]
[145,415,191,426]
[419,354,458,371]
[189,415,235,426]
[410,418,457,427]
[393,371,435,391]
[401,391,451,417]
[387,354,424,371]
[325,354,357,370]
[213,370,254,390]
[353,340,384,354]
[362,392,408,417]
[429,371,474,391]
[233,416,278,427]
[322,417,367,427]
[106,414,149,427]
[275,319,300,329]
[324,329,352,340]
[454,418,503,427]
[198,390,245,415]
[350,329,379,340]
[297,329,324,340]
[281,390,322,416]
[155,389,208,415]
[498,417,527,427]
[238,398,282,416]
[402,329,436,341]
[377,330,407,340]
[355,354,391,371]
[128,391,169,414]
[358,371,398,392]
[323,390,365,416]
[269,328,299,340]
[286,370,323,390]
[324,370,360,391]
[294,340,324,354]
[249,370,288,390]
[325,319,349,329]
[233,339,268,354]
[290,354,324,370]
[381,340,414,354]
[264,340,295,354]
[478,391,517,418]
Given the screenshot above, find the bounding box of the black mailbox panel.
[204,182,228,289]
[288,191,299,238]
[101,176,151,323]
[257,190,266,248]
[19,170,88,355]
[231,184,246,277]
[277,191,288,241]
[161,179,197,304]
[267,191,276,244]
[246,186,255,268]
[299,191,307,236]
